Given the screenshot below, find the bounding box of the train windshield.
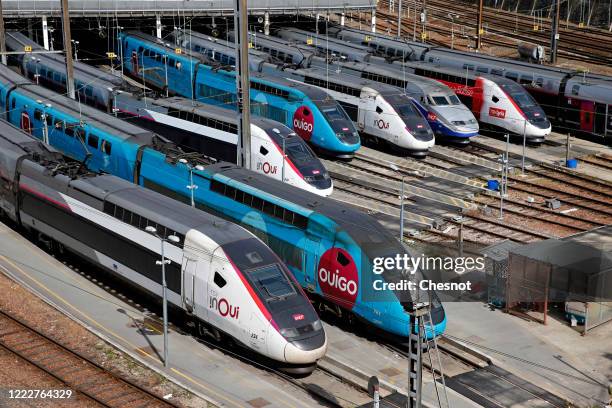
[317,100,360,145]
[500,82,538,108]
[385,94,421,117]
[448,95,462,105]
[249,264,297,301]
[286,141,316,163]
[321,105,350,121]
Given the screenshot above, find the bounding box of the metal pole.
[399,176,405,242]
[458,221,464,257]
[550,0,561,63]
[0,0,7,66]
[60,0,76,99]
[398,0,403,38]
[371,8,377,33]
[413,0,418,41]
[477,0,484,49]
[450,16,455,49]
[565,132,571,164]
[118,27,125,78]
[164,56,169,97]
[160,238,168,368]
[282,138,286,183]
[156,15,162,38]
[189,167,195,207]
[42,16,50,50]
[521,119,527,174]
[233,0,252,169]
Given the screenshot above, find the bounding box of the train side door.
[304,235,322,293]
[593,103,606,136]
[182,257,198,315]
[131,51,139,76]
[252,134,281,182]
[20,112,32,134]
[580,100,595,132]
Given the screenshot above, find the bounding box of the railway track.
[0,309,179,408]
[372,0,612,64]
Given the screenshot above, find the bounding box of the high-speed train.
[119,31,361,159]
[0,119,327,374]
[0,64,447,341]
[329,26,611,139]
[307,58,480,142]
[275,28,378,62]
[5,32,332,196]
[170,30,434,154]
[169,29,275,71]
[264,65,435,155]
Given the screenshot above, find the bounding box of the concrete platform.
[471,133,612,183]
[444,302,612,407]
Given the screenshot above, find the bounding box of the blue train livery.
[0,63,446,340]
[118,31,361,159]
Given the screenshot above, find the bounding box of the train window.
[477,66,488,73]
[259,146,269,156]
[54,119,63,129]
[492,95,499,103]
[490,68,503,76]
[249,264,295,300]
[115,206,124,220]
[263,201,275,216]
[75,128,85,142]
[34,109,43,121]
[214,272,227,288]
[65,126,74,137]
[101,140,112,155]
[274,206,285,219]
[122,209,132,224]
[462,64,475,71]
[225,186,236,200]
[46,71,52,79]
[505,72,518,81]
[449,95,461,105]
[11,98,15,110]
[376,106,383,114]
[45,115,53,126]
[571,85,580,95]
[535,78,544,87]
[88,134,99,148]
[131,213,141,228]
[85,87,93,97]
[337,251,350,267]
[251,196,264,211]
[235,189,245,203]
[103,201,115,216]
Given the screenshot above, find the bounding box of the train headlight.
[312,320,323,331]
[427,112,437,121]
[280,327,300,339]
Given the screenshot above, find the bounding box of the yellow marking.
[24,46,32,52]
[306,38,313,45]
[578,22,585,27]
[533,25,539,31]
[248,42,254,49]
[106,52,117,58]
[364,35,372,42]
[174,48,182,54]
[171,368,243,407]
[478,28,485,35]
[421,32,427,40]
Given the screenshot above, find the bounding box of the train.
[329,26,611,139]
[172,30,435,154]
[275,28,378,62]
[4,31,333,196]
[307,58,480,142]
[223,31,479,142]
[0,119,327,374]
[169,29,276,71]
[119,31,361,159]
[0,64,447,341]
[264,65,436,155]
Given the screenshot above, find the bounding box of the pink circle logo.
[318,248,359,310]
[293,106,314,141]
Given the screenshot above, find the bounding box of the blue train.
[0,64,446,340]
[119,31,361,159]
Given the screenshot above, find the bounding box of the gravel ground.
[0,270,212,408]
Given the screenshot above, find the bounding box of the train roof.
[0,65,156,144]
[290,67,405,96]
[244,32,313,56]
[208,163,399,248]
[175,30,273,61]
[0,119,64,161]
[86,174,251,244]
[278,28,373,52]
[249,66,336,102]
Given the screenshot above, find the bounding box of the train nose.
[284,330,328,364]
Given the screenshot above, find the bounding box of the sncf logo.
[318,248,359,309]
[292,313,305,321]
[488,107,506,119]
[257,161,278,174]
[293,106,314,141]
[210,297,240,319]
[375,119,389,129]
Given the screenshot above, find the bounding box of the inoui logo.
[293,106,314,141]
[375,119,389,129]
[210,296,240,319]
[317,248,359,309]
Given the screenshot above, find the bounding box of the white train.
[114,96,334,196]
[264,66,435,155]
[0,119,327,374]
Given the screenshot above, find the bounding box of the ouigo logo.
[318,248,358,309]
[293,106,314,141]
